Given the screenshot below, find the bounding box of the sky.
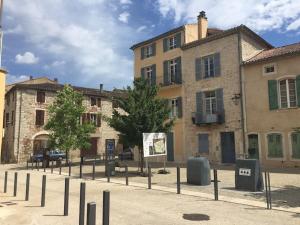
[2,0,300,90]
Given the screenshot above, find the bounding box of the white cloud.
[6,74,30,84]
[137,25,147,32]
[120,0,132,4]
[52,60,66,67]
[118,11,130,23]
[287,18,300,31]
[156,0,300,32]
[15,52,39,64]
[6,25,23,34]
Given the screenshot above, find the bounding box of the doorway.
[248,134,259,159]
[221,132,236,163]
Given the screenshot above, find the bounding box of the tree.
[106,78,174,173]
[45,85,95,162]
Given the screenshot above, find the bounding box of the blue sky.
[3,0,300,90]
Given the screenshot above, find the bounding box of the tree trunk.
[139,147,144,174]
[66,149,70,165]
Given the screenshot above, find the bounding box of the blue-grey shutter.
[151,64,156,85]
[196,92,203,123]
[268,80,279,110]
[163,38,168,52]
[175,57,182,84]
[216,88,225,123]
[214,53,221,77]
[176,32,181,48]
[296,75,300,107]
[141,68,145,79]
[141,47,145,60]
[177,97,182,118]
[163,60,169,85]
[152,43,156,56]
[195,58,202,80]
[198,134,209,153]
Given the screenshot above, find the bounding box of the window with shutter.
[97,114,101,127]
[97,98,101,107]
[11,111,14,126]
[175,57,182,83]
[195,58,202,80]
[35,110,45,126]
[37,91,45,103]
[141,47,145,60]
[198,133,209,153]
[177,97,182,118]
[151,64,156,85]
[163,61,169,85]
[163,38,168,52]
[296,75,300,107]
[279,78,297,108]
[90,114,97,126]
[267,133,283,158]
[169,98,179,118]
[291,132,300,159]
[5,112,9,127]
[90,97,97,106]
[268,80,279,110]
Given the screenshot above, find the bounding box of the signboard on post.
[143,133,167,158]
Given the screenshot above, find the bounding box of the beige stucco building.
[2,78,123,163]
[0,69,6,159]
[244,44,300,167]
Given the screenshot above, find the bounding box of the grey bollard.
[4,171,7,193]
[64,178,69,216]
[41,175,46,207]
[59,161,62,175]
[213,169,218,200]
[79,182,86,225]
[69,162,71,177]
[92,161,95,180]
[267,172,272,209]
[107,164,110,183]
[148,165,151,189]
[13,172,18,197]
[25,173,30,201]
[102,191,110,225]
[177,166,180,194]
[80,163,82,179]
[125,165,129,186]
[87,202,96,225]
[51,160,54,174]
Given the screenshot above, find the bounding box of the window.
[90,114,97,125]
[5,112,9,127]
[169,60,177,83]
[263,64,276,75]
[146,66,153,82]
[145,45,153,58]
[11,111,14,126]
[97,98,101,107]
[169,36,176,49]
[279,79,297,108]
[169,98,178,118]
[35,110,45,126]
[267,133,283,158]
[204,55,215,78]
[198,133,209,153]
[90,97,97,106]
[6,95,10,106]
[291,132,300,159]
[204,91,217,114]
[82,113,101,127]
[37,91,45,103]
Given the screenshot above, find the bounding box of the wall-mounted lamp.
[231,93,241,105]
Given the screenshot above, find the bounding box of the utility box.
[235,159,263,192]
[105,160,116,176]
[187,157,211,186]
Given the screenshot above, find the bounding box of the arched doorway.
[33,134,49,154]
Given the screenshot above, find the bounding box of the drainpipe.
[237,32,246,157]
[16,89,22,163]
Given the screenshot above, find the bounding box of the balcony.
[192,112,224,125]
[160,80,182,89]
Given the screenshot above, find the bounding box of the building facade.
[244,44,300,167]
[2,79,122,163]
[0,69,6,159]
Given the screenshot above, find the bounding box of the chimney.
[54,78,58,83]
[29,76,33,80]
[99,84,103,93]
[197,11,208,39]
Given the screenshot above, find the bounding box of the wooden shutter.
[195,58,202,80]
[97,98,101,107]
[141,47,145,60]
[268,80,279,110]
[97,114,101,127]
[214,53,221,77]
[175,57,182,83]
[198,134,209,153]
[163,60,169,85]
[216,88,225,123]
[36,110,45,126]
[141,68,145,79]
[296,75,300,107]
[163,38,168,52]
[152,43,156,56]
[37,91,45,103]
[176,32,181,48]
[151,64,156,85]
[177,97,182,118]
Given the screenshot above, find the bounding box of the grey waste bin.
[187,157,211,185]
[105,160,116,176]
[235,159,263,192]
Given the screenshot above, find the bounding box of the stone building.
[2,78,123,163]
[0,69,6,158]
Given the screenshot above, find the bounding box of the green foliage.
[106,78,174,149]
[45,85,95,155]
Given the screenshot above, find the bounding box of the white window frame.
[204,55,215,78]
[204,91,217,115]
[90,113,97,126]
[265,132,285,160]
[169,98,178,118]
[169,36,176,50]
[145,45,153,58]
[145,66,153,83]
[289,131,300,161]
[263,63,277,76]
[278,78,297,109]
[169,60,177,83]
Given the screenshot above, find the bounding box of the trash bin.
[105,160,116,176]
[187,157,211,185]
[235,159,263,192]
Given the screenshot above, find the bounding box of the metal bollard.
[51,160,54,174]
[213,169,219,201]
[267,172,272,209]
[102,191,110,225]
[148,165,151,189]
[13,172,18,197]
[80,163,82,179]
[107,164,110,183]
[92,161,96,180]
[87,202,96,225]
[25,173,30,201]
[59,161,62,175]
[125,165,129,186]
[177,166,180,194]
[79,182,86,225]
[4,171,7,193]
[64,178,70,216]
[69,162,71,177]
[41,175,46,207]
[264,171,269,209]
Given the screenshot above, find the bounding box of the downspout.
[237,32,246,157]
[16,89,22,163]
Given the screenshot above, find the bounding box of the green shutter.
[151,64,156,85]
[152,43,156,56]
[176,32,181,48]
[296,75,300,107]
[195,58,202,80]
[141,47,145,60]
[196,92,203,124]
[214,52,221,77]
[163,61,169,85]
[141,68,145,79]
[175,57,182,83]
[268,134,283,158]
[163,38,168,52]
[216,88,225,123]
[292,132,300,159]
[268,80,279,110]
[177,97,182,118]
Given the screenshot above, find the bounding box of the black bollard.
[51,160,54,174]
[267,172,272,209]
[59,161,62,175]
[4,171,7,193]
[125,165,129,186]
[79,182,86,225]
[80,163,82,179]
[177,166,181,194]
[213,169,219,201]
[264,171,269,209]
[87,202,96,225]
[41,175,46,207]
[25,173,30,201]
[13,172,18,197]
[69,162,71,177]
[64,178,70,216]
[102,191,110,225]
[92,161,95,180]
[107,164,110,183]
[148,165,151,189]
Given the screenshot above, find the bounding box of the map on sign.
[143,133,167,158]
